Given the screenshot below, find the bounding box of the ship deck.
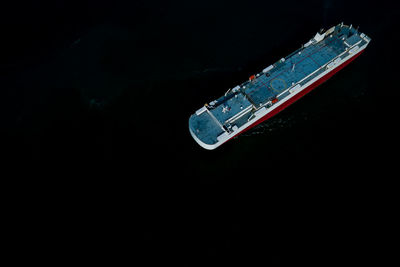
[189,24,369,148]
[243,33,355,107]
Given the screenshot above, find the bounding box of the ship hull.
[189,23,371,150]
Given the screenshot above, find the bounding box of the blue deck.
[243,35,348,107]
[189,23,369,147]
[190,111,224,145]
[210,93,252,124]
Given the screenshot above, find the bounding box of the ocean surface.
[1,0,398,264]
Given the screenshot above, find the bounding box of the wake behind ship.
[189,23,371,150]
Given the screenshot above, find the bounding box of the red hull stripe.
[231,50,364,139]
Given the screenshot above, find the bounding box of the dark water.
[1,0,398,264]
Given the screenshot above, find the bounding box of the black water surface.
[1,0,398,264]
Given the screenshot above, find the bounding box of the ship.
[189,23,371,150]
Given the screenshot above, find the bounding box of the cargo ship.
[189,23,371,150]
